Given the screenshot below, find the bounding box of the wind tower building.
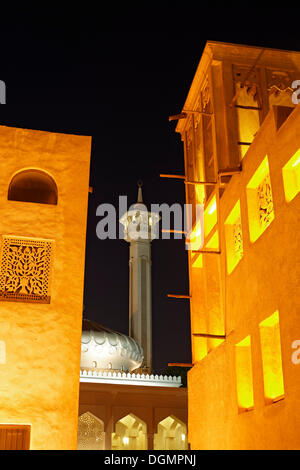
[172,41,300,450]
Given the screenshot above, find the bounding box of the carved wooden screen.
[77,412,105,450]
[0,236,54,303]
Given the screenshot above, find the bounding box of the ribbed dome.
[81,319,144,373]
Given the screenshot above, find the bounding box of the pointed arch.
[154,415,188,450]
[112,413,147,450]
[8,168,58,205]
[77,412,105,450]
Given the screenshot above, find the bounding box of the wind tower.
[120,182,159,372]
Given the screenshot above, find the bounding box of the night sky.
[0,4,299,372]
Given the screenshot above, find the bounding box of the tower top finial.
[137,180,143,203]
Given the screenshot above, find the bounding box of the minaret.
[120,182,159,371]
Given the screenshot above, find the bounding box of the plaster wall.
[0,126,91,449]
[188,106,300,449]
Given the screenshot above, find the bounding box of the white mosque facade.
[77,184,188,451]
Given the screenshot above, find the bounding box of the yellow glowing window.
[235,336,254,412]
[246,156,274,242]
[259,311,285,404]
[235,82,261,160]
[204,230,219,250]
[204,195,217,238]
[188,218,203,252]
[224,201,243,274]
[191,252,203,268]
[282,149,300,202]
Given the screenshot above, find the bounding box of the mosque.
[0,130,187,450]
[77,184,187,451]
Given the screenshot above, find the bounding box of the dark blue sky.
[0,4,298,371]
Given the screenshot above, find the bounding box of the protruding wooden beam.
[218,167,242,176]
[161,229,186,234]
[185,180,217,186]
[167,294,192,299]
[160,174,186,180]
[192,250,221,254]
[168,363,193,367]
[169,112,187,121]
[193,333,226,339]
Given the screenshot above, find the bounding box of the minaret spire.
[119,182,159,372]
[137,180,143,203]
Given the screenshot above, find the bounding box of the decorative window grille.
[0,236,54,303]
[257,174,274,230]
[233,217,244,260]
[77,412,105,450]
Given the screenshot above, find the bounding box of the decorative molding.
[233,218,243,260]
[257,174,274,229]
[80,369,182,388]
[0,236,54,303]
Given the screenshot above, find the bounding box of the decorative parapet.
[80,369,182,388]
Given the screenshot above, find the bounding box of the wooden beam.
[218,167,242,176]
[161,229,186,234]
[167,294,192,299]
[168,363,193,367]
[193,333,226,339]
[185,180,217,186]
[192,250,221,254]
[160,174,186,180]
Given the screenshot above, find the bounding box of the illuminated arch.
[8,169,58,205]
[154,415,188,450]
[77,412,105,450]
[112,413,147,450]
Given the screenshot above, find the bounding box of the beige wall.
[188,105,300,449]
[0,126,91,449]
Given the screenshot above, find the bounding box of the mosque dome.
[80,319,144,373]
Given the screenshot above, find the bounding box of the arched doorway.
[77,412,105,450]
[112,413,147,450]
[154,415,188,450]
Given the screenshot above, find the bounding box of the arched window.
[8,169,58,205]
[154,415,188,450]
[112,413,147,450]
[77,412,105,450]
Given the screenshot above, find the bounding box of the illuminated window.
[204,195,217,238]
[235,81,261,160]
[77,412,105,450]
[225,201,243,274]
[8,169,58,205]
[259,311,285,404]
[282,149,300,202]
[112,414,147,450]
[191,252,203,269]
[246,156,274,242]
[235,336,254,412]
[154,415,188,450]
[204,230,219,250]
